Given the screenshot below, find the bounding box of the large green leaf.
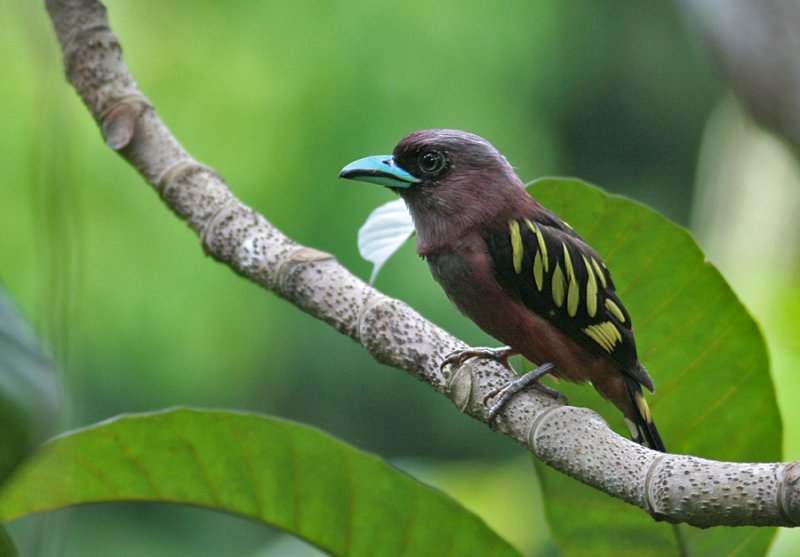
[529,178,780,557]
[0,408,521,557]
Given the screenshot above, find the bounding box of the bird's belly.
[428,250,597,383]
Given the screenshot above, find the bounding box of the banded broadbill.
[340,129,664,452]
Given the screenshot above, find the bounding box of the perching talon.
[439,346,518,374]
[484,362,566,423]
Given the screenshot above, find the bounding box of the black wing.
[485,213,652,389]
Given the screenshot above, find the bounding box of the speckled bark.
[45,0,800,528]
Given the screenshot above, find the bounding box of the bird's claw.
[439,350,566,425]
[439,346,518,374]
[483,363,566,424]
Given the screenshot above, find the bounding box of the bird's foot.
[439,346,518,374]
[484,363,567,423]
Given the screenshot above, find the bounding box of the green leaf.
[0,408,521,557]
[0,287,62,486]
[357,199,414,284]
[527,178,779,557]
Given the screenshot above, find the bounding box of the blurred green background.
[3,0,800,555]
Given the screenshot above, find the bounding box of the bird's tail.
[622,375,666,452]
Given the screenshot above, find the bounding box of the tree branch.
[676,0,800,155]
[44,0,800,528]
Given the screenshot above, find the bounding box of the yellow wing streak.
[634,392,653,423]
[567,279,579,317]
[605,299,626,323]
[525,219,549,272]
[509,220,523,273]
[582,322,622,353]
[533,251,544,291]
[563,244,579,317]
[591,257,607,288]
[552,262,566,307]
[562,244,574,278]
[583,255,598,317]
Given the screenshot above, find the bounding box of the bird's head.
[340,129,529,253]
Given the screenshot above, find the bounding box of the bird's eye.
[417,150,448,176]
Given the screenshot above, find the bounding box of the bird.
[339,129,665,452]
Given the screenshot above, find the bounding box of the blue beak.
[339,155,421,189]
